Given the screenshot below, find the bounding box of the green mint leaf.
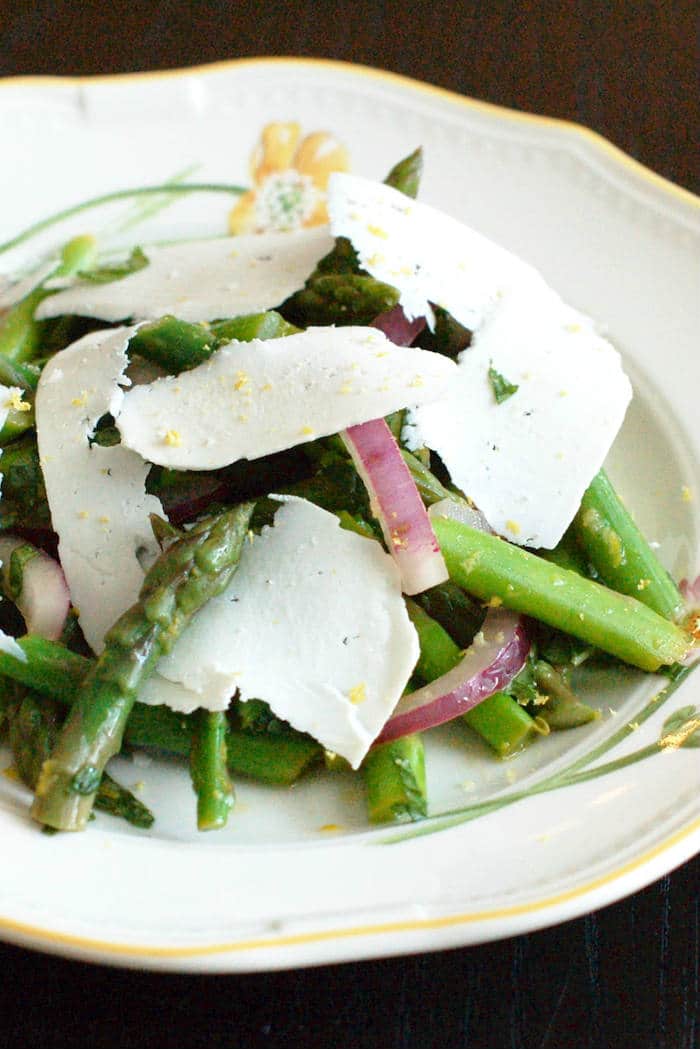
[488,362,519,404]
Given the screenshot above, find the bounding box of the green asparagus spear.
[363,735,427,823]
[128,311,298,376]
[226,698,324,783]
[573,469,685,622]
[118,701,192,755]
[128,316,218,372]
[406,599,539,757]
[31,502,254,830]
[387,411,432,465]
[210,311,298,343]
[88,420,121,448]
[282,273,401,327]
[189,709,234,830]
[309,235,360,277]
[433,517,692,671]
[92,771,154,829]
[6,690,153,828]
[383,147,423,199]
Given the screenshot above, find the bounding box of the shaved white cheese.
[35,327,165,651]
[148,497,419,767]
[139,673,212,715]
[410,282,632,548]
[329,173,632,548]
[327,172,537,329]
[35,228,334,323]
[0,259,56,311]
[115,326,455,470]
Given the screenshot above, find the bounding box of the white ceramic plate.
[0,58,698,972]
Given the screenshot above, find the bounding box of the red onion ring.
[377,607,530,743]
[342,418,448,595]
[340,308,443,594]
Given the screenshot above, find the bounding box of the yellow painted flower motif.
[229,122,349,235]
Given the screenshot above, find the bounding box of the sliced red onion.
[371,305,426,347]
[377,608,530,743]
[0,535,70,640]
[337,309,441,593]
[342,418,448,595]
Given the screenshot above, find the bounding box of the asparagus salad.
[0,150,694,834]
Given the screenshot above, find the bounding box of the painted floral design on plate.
[228,122,349,234]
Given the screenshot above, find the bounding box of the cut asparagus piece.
[128,312,298,376]
[189,709,235,831]
[6,691,154,829]
[383,147,423,199]
[363,735,427,823]
[573,469,685,622]
[282,273,400,327]
[433,517,692,671]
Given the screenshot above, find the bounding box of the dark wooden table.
[1,3,698,1047]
